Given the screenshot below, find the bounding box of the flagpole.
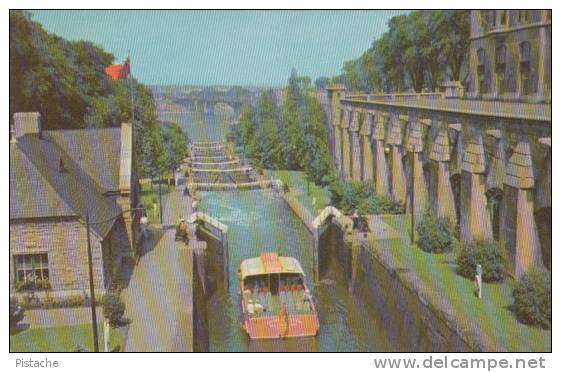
[126,52,139,262]
[128,51,135,122]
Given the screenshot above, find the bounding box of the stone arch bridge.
[173,87,261,117]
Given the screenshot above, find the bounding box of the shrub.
[456,241,506,282]
[15,277,51,292]
[357,196,378,215]
[16,292,102,310]
[512,269,551,329]
[10,297,24,331]
[327,178,405,216]
[43,294,86,309]
[376,195,406,215]
[102,292,126,328]
[416,210,452,253]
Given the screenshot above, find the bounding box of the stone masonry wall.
[355,240,481,351]
[10,219,105,293]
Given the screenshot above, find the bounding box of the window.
[14,253,49,283]
[518,10,529,24]
[482,10,496,30]
[495,45,507,94]
[519,41,534,95]
[477,48,488,94]
[498,10,507,26]
[529,10,542,23]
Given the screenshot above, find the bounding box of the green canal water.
[164,107,391,351]
[158,111,231,142]
[199,190,392,352]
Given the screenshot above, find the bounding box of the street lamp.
[84,206,145,352]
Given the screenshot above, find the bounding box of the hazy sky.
[32,10,407,87]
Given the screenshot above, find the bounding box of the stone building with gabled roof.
[9,112,140,295]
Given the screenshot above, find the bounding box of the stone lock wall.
[354,242,477,351]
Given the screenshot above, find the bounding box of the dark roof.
[46,128,122,193]
[10,131,122,238]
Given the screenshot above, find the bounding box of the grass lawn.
[377,214,550,352]
[10,323,127,352]
[140,179,171,224]
[272,170,331,214]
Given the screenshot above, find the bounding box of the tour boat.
[238,252,320,339]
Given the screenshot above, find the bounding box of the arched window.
[495,45,507,94]
[519,41,535,95]
[477,48,488,94]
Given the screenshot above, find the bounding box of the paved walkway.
[121,189,195,352]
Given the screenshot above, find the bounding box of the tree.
[314,76,331,90]
[436,10,471,81]
[228,70,335,185]
[10,297,24,332]
[341,60,360,91]
[420,11,446,91]
[10,10,161,178]
[102,292,126,328]
[360,50,381,93]
[332,10,471,93]
[257,90,280,168]
[142,127,168,180]
[283,71,306,169]
[390,13,426,93]
[376,32,407,93]
[160,122,188,171]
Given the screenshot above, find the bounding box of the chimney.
[58,157,67,173]
[13,112,42,139]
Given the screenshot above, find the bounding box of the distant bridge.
[152,86,286,117]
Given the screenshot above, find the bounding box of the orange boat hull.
[244,314,319,339]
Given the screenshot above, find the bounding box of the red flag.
[105,58,130,80]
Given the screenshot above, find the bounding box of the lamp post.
[84,206,145,352]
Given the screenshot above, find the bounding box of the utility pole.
[85,211,99,352]
[410,153,415,244]
[83,206,146,351]
[159,170,163,224]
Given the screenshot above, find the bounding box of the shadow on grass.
[10,323,29,336]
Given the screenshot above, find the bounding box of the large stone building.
[9,113,140,296]
[467,10,551,103]
[327,10,551,276]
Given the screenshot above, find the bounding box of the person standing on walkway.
[140,214,149,240]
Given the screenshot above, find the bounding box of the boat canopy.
[240,252,305,279]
